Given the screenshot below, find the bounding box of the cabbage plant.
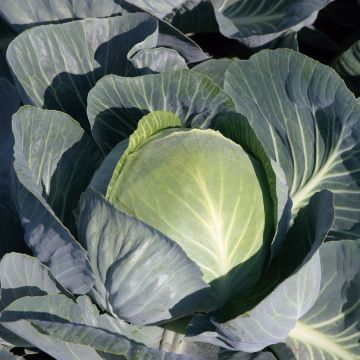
[0,4,359,359]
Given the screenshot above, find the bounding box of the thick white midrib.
[195,169,228,275]
[290,145,340,213]
[289,321,355,360]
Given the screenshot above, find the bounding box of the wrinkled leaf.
[225,49,360,240]
[87,69,234,154]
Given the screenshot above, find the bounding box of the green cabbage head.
[107,111,273,304]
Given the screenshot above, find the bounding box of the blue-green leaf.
[192,59,235,88]
[78,188,212,324]
[282,240,360,360]
[6,14,165,129]
[225,49,360,241]
[0,295,189,359]
[12,106,101,293]
[211,0,330,47]
[188,190,333,352]
[124,0,218,33]
[0,253,67,348]
[0,0,125,31]
[0,253,66,311]
[87,69,234,154]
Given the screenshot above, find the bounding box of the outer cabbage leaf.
[0,0,215,56]
[131,47,186,73]
[0,253,66,348]
[7,14,189,129]
[187,190,334,352]
[0,0,125,32]
[0,295,189,360]
[211,0,331,47]
[0,253,66,311]
[156,20,208,64]
[333,40,360,97]
[217,189,333,322]
[225,49,360,241]
[12,106,102,293]
[0,254,163,349]
[78,185,212,324]
[87,69,234,154]
[1,0,332,47]
[97,313,164,349]
[280,240,360,360]
[109,0,327,46]
[192,59,235,88]
[1,0,207,62]
[124,0,218,33]
[189,253,321,352]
